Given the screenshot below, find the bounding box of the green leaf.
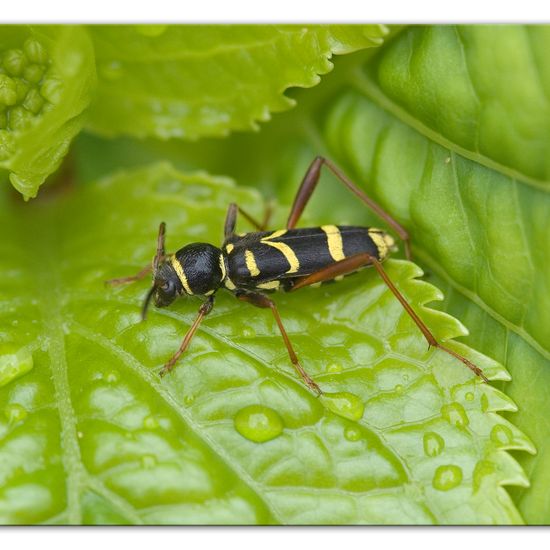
[72,24,550,523]
[371,25,550,188]
[0,25,96,199]
[132,25,550,523]
[0,163,532,524]
[86,25,387,140]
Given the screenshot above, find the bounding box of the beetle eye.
[161,280,174,293]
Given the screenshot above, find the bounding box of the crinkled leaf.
[0,25,95,199]
[0,163,532,524]
[105,25,550,523]
[86,24,388,140]
[371,25,550,187]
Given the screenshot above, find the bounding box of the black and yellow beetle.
[108,156,487,395]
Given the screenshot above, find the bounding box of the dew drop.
[77,431,84,439]
[326,363,343,374]
[344,426,361,442]
[432,465,463,491]
[423,431,445,457]
[394,384,403,393]
[141,454,157,469]
[480,393,489,412]
[490,424,513,446]
[320,391,364,421]
[143,415,159,429]
[99,60,123,81]
[135,25,168,37]
[234,404,284,443]
[0,345,34,388]
[465,392,475,402]
[5,403,28,424]
[441,402,469,429]
[105,371,119,383]
[183,394,195,406]
[242,327,256,338]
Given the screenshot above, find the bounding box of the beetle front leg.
[236,291,322,395]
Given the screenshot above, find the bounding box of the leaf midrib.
[349,69,550,193]
[69,321,285,524]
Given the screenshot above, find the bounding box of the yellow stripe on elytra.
[224,278,236,290]
[170,255,193,295]
[321,225,345,262]
[368,228,394,260]
[218,253,227,280]
[264,229,287,240]
[260,230,299,274]
[256,280,280,290]
[244,249,260,277]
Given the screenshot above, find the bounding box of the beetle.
[107,156,488,395]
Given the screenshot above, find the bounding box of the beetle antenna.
[153,222,166,273]
[142,222,167,321]
[141,283,157,321]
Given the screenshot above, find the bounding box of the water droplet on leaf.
[432,465,462,491]
[5,403,28,424]
[320,391,364,421]
[234,404,284,443]
[441,402,469,428]
[490,424,513,446]
[105,371,119,383]
[423,431,445,457]
[480,393,489,412]
[0,344,33,388]
[143,415,159,429]
[344,426,361,442]
[183,394,195,406]
[465,392,474,402]
[141,454,157,468]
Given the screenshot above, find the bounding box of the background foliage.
[0,24,548,524]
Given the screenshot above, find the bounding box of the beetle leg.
[290,253,488,382]
[287,156,411,260]
[224,202,273,240]
[236,291,322,395]
[159,296,215,377]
